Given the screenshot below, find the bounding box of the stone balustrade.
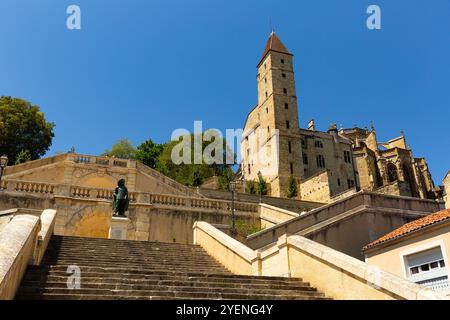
[2,179,258,215]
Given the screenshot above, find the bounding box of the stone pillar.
[109,216,129,240]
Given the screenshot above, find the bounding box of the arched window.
[387,163,398,183]
[403,164,418,197]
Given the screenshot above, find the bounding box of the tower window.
[264,78,267,83]
[266,107,268,113]
[288,141,292,154]
[286,121,290,129]
[248,164,251,175]
[317,155,326,169]
[264,63,267,69]
[290,162,294,174]
[282,73,286,78]
[315,140,323,148]
[265,92,268,98]
[283,88,287,94]
[337,178,341,186]
[303,154,308,165]
[267,126,270,133]
[284,103,289,109]
[301,139,307,148]
[281,59,285,64]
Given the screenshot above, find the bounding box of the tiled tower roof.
[258,32,292,66]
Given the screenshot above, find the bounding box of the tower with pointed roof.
[242,32,304,197]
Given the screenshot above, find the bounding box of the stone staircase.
[16,236,329,300]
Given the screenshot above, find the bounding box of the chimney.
[308,119,316,131]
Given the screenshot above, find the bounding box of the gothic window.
[344,150,352,163]
[387,163,398,183]
[317,155,326,169]
[403,164,419,197]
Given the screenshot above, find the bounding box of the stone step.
[23,271,305,286]
[42,253,219,262]
[16,287,327,300]
[20,277,314,291]
[19,282,320,297]
[17,235,330,300]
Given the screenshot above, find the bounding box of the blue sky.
[0,0,449,183]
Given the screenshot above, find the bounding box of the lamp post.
[0,155,8,188]
[229,181,236,235]
[257,171,263,203]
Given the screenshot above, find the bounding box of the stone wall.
[245,191,444,260]
[0,181,259,245]
[299,170,332,203]
[444,172,450,209]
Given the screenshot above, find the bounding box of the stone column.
[109,216,129,240]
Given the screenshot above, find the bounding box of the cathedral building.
[241,32,437,202]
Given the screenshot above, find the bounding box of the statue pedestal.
[109,216,129,240]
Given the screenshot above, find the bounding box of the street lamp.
[257,171,263,203]
[0,155,8,188]
[229,181,236,235]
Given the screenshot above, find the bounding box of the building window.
[288,141,292,154]
[264,78,267,83]
[286,121,290,129]
[264,63,267,69]
[282,73,286,78]
[283,88,287,94]
[284,103,289,109]
[315,140,323,148]
[303,154,308,165]
[265,92,268,98]
[281,59,285,64]
[347,179,355,189]
[344,150,352,163]
[248,164,251,175]
[290,162,294,174]
[301,139,306,148]
[405,247,449,291]
[387,163,398,182]
[266,107,268,113]
[337,178,341,186]
[317,155,325,169]
[267,126,270,133]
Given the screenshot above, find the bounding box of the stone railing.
[2,179,258,216]
[193,221,448,300]
[245,191,443,250]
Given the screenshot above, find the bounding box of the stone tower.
[242,32,304,197]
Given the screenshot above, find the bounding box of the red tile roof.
[258,32,292,66]
[364,209,450,251]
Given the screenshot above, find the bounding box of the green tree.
[134,139,164,169]
[0,96,55,164]
[257,175,268,196]
[155,133,235,187]
[102,139,136,159]
[15,149,32,165]
[287,175,298,198]
[245,180,257,194]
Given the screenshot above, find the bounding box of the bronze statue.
[112,179,129,217]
